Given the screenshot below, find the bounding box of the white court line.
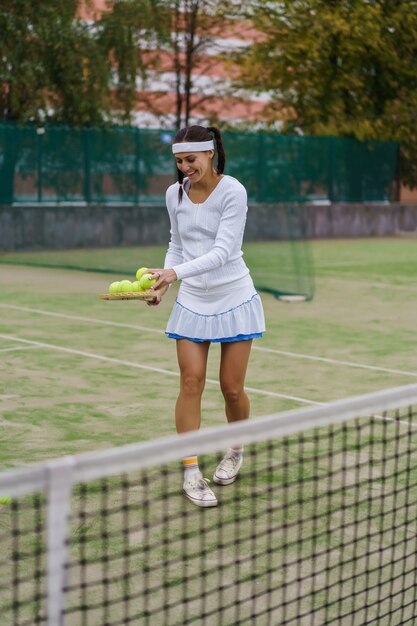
[0,304,161,334]
[0,333,316,405]
[254,346,417,378]
[0,345,40,354]
[1,303,416,378]
[1,333,415,429]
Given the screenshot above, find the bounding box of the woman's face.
[175,150,214,183]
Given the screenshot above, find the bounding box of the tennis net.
[1,384,417,625]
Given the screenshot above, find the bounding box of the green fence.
[0,123,398,204]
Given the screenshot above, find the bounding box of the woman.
[148,125,265,507]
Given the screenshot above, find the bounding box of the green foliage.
[99,0,170,123]
[234,0,417,188]
[0,0,240,131]
[166,0,236,129]
[0,0,111,124]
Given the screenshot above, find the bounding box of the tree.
[172,0,215,129]
[170,0,241,129]
[0,0,112,124]
[97,0,224,129]
[99,0,170,124]
[0,0,113,201]
[233,0,417,189]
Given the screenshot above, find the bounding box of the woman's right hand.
[148,268,177,290]
[145,268,177,306]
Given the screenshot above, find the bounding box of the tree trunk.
[184,3,198,127]
[173,0,183,129]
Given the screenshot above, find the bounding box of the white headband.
[172,140,214,154]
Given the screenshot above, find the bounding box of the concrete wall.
[0,204,171,251]
[1,203,417,252]
[307,203,417,238]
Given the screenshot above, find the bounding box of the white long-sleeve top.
[164,175,250,290]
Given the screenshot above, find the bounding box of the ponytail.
[177,169,184,203]
[207,126,226,174]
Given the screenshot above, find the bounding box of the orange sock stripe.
[183,456,198,468]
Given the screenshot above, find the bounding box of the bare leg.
[212,340,253,486]
[175,339,210,434]
[176,339,218,506]
[219,340,253,424]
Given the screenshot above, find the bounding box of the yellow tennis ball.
[130,281,142,292]
[140,273,157,290]
[136,267,148,281]
[120,280,134,292]
[109,281,120,294]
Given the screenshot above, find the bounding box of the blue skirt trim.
[166,332,263,343]
[165,284,265,343]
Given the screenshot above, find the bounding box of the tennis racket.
[100,291,157,302]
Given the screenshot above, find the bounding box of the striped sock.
[230,446,243,458]
[183,455,199,478]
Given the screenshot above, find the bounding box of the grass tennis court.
[1,237,417,625]
[0,237,416,469]
[2,389,417,625]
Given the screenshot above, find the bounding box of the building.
[80,1,271,128]
[80,1,414,202]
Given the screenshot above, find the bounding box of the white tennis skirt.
[166,274,265,343]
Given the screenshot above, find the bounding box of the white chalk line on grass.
[0,345,39,354]
[1,303,416,379]
[253,346,417,378]
[0,304,157,334]
[1,332,416,429]
[0,333,315,405]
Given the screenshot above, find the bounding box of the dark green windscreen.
[0,123,397,204]
[0,123,399,300]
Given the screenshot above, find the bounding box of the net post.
[46,456,75,626]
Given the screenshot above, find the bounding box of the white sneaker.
[213,451,243,485]
[183,472,218,507]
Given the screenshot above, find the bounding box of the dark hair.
[173,125,226,202]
